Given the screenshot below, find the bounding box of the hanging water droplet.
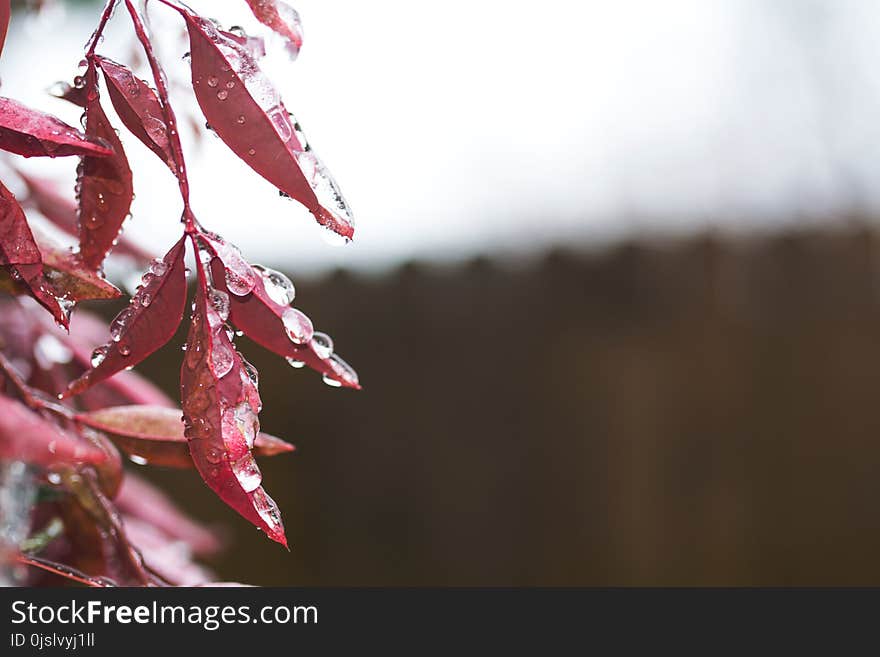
[286,357,305,369]
[253,264,295,305]
[322,374,343,388]
[327,353,359,387]
[311,331,334,359]
[73,75,86,89]
[232,455,262,492]
[129,454,148,466]
[242,358,259,388]
[209,288,230,322]
[211,340,234,378]
[282,307,313,345]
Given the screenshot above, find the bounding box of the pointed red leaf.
[0,1,10,60]
[96,55,176,173]
[166,1,355,240]
[0,97,113,158]
[18,171,154,262]
[77,64,135,269]
[76,404,294,468]
[0,179,69,327]
[33,228,122,301]
[200,232,360,389]
[243,0,303,59]
[63,235,188,398]
[181,262,287,547]
[0,393,107,467]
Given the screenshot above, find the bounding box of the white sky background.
[3,0,880,272]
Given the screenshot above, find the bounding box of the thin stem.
[15,554,116,587]
[123,0,195,232]
[85,0,119,56]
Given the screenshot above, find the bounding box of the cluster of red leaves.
[0,0,358,586]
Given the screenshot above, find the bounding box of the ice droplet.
[253,264,295,305]
[311,332,334,359]
[282,307,313,345]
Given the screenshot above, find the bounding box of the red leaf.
[180,261,287,547]
[243,0,303,59]
[63,235,188,398]
[18,171,154,262]
[0,97,114,158]
[0,0,10,60]
[32,228,122,301]
[96,55,176,173]
[77,66,135,269]
[0,179,69,327]
[0,393,107,467]
[167,1,355,240]
[200,232,360,389]
[76,404,294,468]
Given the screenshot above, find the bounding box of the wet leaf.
[77,64,135,270]
[96,55,176,173]
[243,0,303,59]
[0,393,107,467]
[201,233,360,389]
[76,404,294,468]
[18,171,155,263]
[0,96,113,158]
[180,260,287,547]
[0,0,9,60]
[168,1,355,240]
[0,179,69,327]
[63,236,188,398]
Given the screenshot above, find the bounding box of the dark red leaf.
[116,473,221,556]
[0,393,107,467]
[77,65,135,269]
[167,1,355,240]
[181,259,287,547]
[96,55,176,173]
[0,179,69,327]
[76,404,294,468]
[33,228,122,301]
[0,97,113,158]
[243,0,303,59]
[18,171,154,262]
[63,235,188,398]
[0,0,10,60]
[200,232,360,389]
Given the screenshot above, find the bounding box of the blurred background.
[6,0,880,584]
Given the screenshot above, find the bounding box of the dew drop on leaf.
[281,307,313,345]
[231,455,262,493]
[253,264,295,305]
[90,345,109,368]
[285,357,305,369]
[211,339,234,378]
[311,331,334,359]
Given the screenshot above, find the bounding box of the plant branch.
[86,0,120,57]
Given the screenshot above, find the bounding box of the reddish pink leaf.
[18,171,154,262]
[122,515,214,585]
[63,236,188,398]
[0,179,69,327]
[76,404,294,468]
[96,55,176,173]
[0,393,106,467]
[32,227,122,301]
[116,473,221,556]
[167,1,355,240]
[77,65,135,269]
[181,261,287,547]
[243,0,303,59]
[0,97,113,159]
[0,1,10,60]
[200,232,360,389]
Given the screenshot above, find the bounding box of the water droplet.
[322,374,343,388]
[231,455,262,492]
[311,331,334,359]
[282,307,313,345]
[327,354,359,387]
[253,264,295,305]
[248,148,256,156]
[225,266,256,296]
[83,214,105,229]
[211,340,234,378]
[119,342,132,357]
[209,288,231,322]
[206,446,224,464]
[140,293,152,307]
[286,357,305,369]
[129,454,148,466]
[217,90,229,101]
[268,107,292,142]
[90,345,109,368]
[73,75,85,89]
[226,80,235,89]
[207,76,219,87]
[296,152,355,233]
[149,258,168,276]
[236,115,246,124]
[110,307,134,341]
